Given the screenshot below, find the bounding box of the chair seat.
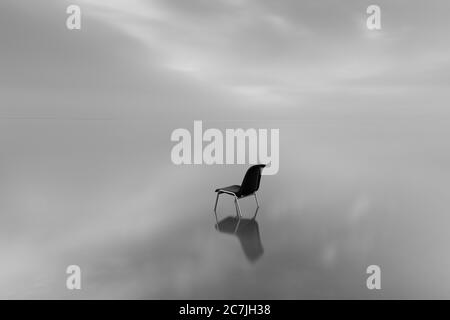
[215,185,241,195]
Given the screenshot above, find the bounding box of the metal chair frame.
[214,190,260,218]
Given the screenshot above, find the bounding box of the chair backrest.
[239,164,265,197]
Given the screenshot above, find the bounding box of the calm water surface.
[1,109,449,299]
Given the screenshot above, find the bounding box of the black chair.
[214,164,265,217]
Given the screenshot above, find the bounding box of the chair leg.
[251,206,259,220]
[233,218,241,234]
[254,192,260,208]
[214,193,220,211]
[234,197,242,218]
[214,209,220,231]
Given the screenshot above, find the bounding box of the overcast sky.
[1,0,450,119]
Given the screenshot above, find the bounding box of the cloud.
[74,0,450,106]
[3,0,449,111]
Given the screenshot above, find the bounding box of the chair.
[214,164,265,217]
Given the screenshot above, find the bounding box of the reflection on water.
[1,110,450,299]
[214,208,264,263]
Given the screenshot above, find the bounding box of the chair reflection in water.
[213,165,266,262]
[214,207,264,262]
